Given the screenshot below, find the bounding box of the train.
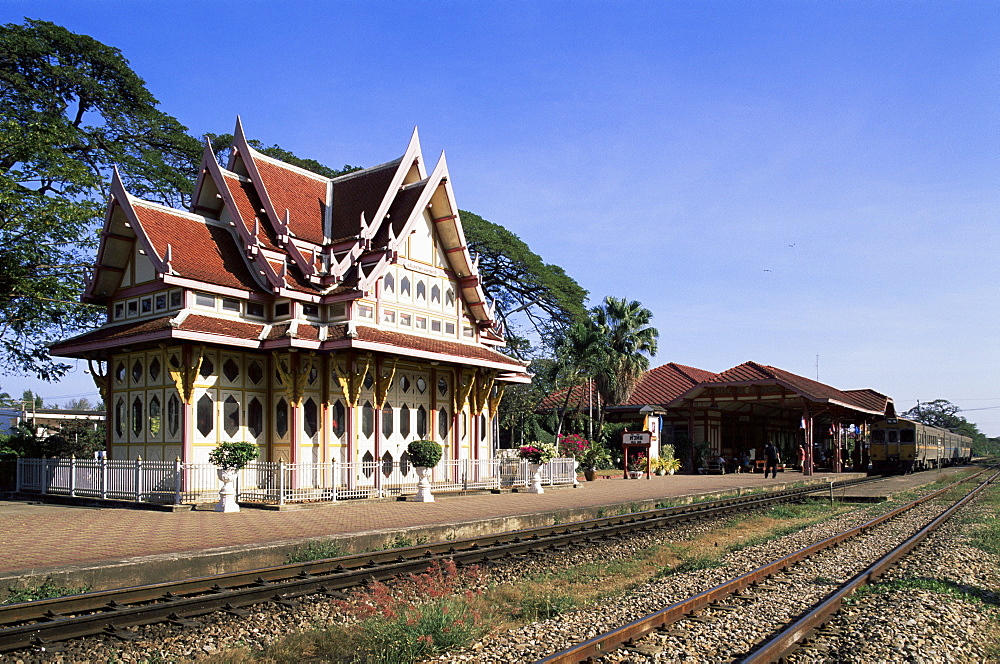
[869,417,973,473]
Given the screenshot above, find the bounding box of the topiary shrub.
[208,441,259,470]
[408,440,443,468]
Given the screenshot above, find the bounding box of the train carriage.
[870,418,972,473]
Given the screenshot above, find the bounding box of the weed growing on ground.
[210,560,487,663]
[388,534,430,549]
[285,539,347,563]
[516,589,577,620]
[3,579,90,604]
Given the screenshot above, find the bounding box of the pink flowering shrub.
[628,453,648,472]
[558,433,590,458]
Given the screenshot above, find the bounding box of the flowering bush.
[557,433,590,458]
[627,453,648,472]
[518,441,558,465]
[330,560,487,660]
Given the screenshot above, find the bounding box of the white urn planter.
[215,468,240,512]
[527,463,545,494]
[412,466,435,502]
[628,470,643,480]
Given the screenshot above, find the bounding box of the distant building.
[51,123,531,467]
[0,408,104,438]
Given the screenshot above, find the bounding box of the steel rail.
[536,468,991,663]
[0,474,885,653]
[740,469,998,663]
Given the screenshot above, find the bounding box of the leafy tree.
[0,18,202,379]
[204,133,361,179]
[20,389,43,409]
[548,322,605,438]
[460,210,588,356]
[591,296,659,435]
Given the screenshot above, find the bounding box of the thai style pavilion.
[543,361,895,474]
[51,122,531,468]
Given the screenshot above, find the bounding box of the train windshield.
[887,430,898,443]
[872,430,885,442]
[900,429,915,443]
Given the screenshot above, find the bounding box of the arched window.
[197,394,213,437]
[224,395,240,437]
[332,400,346,437]
[362,401,374,438]
[275,398,288,437]
[167,393,180,437]
[304,398,318,438]
[416,280,426,301]
[148,395,161,436]
[384,272,394,295]
[131,396,143,436]
[382,403,394,437]
[438,407,449,440]
[115,398,125,437]
[417,405,428,438]
[248,397,263,438]
[431,284,441,304]
[400,276,411,297]
[400,404,411,438]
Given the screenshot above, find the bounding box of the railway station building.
[51,123,531,468]
[547,361,895,475]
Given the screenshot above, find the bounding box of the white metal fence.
[15,457,578,506]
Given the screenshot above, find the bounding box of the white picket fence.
[15,457,578,506]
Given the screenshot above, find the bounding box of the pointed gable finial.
[234,115,246,142]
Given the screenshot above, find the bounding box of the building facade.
[52,123,530,469]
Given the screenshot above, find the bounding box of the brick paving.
[0,470,857,575]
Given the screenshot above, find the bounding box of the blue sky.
[2,1,998,434]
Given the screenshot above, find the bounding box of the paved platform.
[0,468,964,599]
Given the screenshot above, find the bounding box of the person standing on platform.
[798,445,807,472]
[764,441,780,479]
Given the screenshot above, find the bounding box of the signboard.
[623,431,651,446]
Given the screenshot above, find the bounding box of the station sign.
[623,431,651,446]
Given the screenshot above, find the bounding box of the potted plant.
[656,444,680,475]
[578,443,611,481]
[519,442,557,493]
[407,439,443,502]
[209,441,259,513]
[627,452,648,479]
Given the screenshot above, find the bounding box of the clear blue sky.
[2,1,998,434]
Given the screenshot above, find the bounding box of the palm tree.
[591,296,659,435]
[551,321,605,438]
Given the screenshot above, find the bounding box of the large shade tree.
[0,18,201,378]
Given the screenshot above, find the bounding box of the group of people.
[709,444,782,478]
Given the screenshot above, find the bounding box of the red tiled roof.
[625,363,718,406]
[841,388,892,414]
[178,314,263,340]
[51,316,176,353]
[253,156,327,244]
[705,361,883,412]
[136,204,260,291]
[345,325,527,371]
[330,162,399,241]
[221,171,280,250]
[296,323,320,341]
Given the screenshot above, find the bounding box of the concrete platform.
[0,468,964,600]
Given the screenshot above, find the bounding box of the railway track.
[0,475,880,654]
[537,467,996,663]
